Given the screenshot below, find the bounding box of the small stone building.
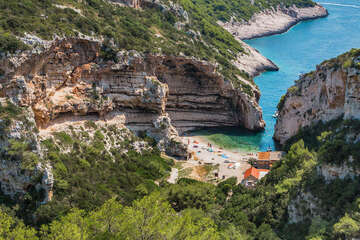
[242,167,269,188]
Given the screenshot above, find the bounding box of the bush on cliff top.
[321,48,360,70]
[0,32,29,53]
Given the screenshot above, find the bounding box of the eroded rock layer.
[0,38,264,150]
[274,50,360,144]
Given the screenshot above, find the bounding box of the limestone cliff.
[274,49,360,144]
[0,38,264,151]
[234,41,279,77]
[0,98,53,202]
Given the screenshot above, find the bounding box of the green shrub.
[277,94,286,111]
[53,131,74,146]
[0,32,29,53]
[343,59,352,68]
[84,120,97,129]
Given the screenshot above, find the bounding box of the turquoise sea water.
[195,0,360,151]
[191,127,262,152]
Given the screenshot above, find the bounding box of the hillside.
[0,0,247,85]
[0,0,323,82]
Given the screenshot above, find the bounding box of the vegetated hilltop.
[0,0,317,83]
[0,0,246,84]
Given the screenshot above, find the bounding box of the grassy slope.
[0,0,249,86]
[179,0,315,22]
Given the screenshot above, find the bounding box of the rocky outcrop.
[219,4,328,40]
[289,157,360,224]
[317,157,360,183]
[0,37,266,200]
[0,100,53,201]
[148,54,265,132]
[274,50,360,144]
[234,42,279,77]
[288,191,322,223]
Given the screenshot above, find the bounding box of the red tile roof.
[244,167,269,180]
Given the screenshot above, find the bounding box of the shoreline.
[178,134,254,183]
[219,4,328,41]
[227,5,328,77]
[241,10,329,41]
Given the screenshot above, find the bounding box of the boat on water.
[272,111,279,118]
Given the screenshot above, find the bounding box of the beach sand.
[176,134,257,184]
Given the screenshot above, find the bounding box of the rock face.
[147,54,265,133]
[0,100,53,200]
[219,4,328,40]
[234,41,279,77]
[274,51,360,144]
[317,158,360,183]
[0,38,264,152]
[288,191,322,223]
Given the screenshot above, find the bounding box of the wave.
[319,2,360,8]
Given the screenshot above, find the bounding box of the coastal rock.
[219,4,328,40]
[0,37,266,199]
[274,50,360,144]
[149,114,188,157]
[234,41,279,77]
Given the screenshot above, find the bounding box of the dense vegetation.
[178,0,314,22]
[1,122,175,227]
[1,105,360,239]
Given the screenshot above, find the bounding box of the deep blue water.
[244,0,360,150]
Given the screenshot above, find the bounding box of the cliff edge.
[274,49,360,144]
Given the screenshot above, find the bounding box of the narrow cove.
[192,0,360,152]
